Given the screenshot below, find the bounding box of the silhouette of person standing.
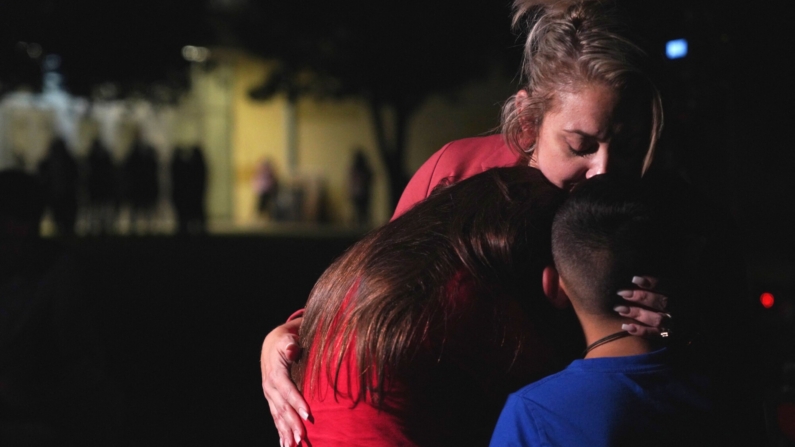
[170,145,207,235]
[254,159,278,221]
[186,145,208,234]
[123,133,159,234]
[170,147,191,235]
[37,137,79,236]
[85,138,117,235]
[348,149,373,227]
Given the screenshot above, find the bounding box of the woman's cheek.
[554,158,582,186]
[539,164,566,189]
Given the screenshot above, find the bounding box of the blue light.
[666,39,688,59]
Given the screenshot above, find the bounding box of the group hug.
[258,1,763,445]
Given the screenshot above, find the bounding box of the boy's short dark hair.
[551,175,688,316]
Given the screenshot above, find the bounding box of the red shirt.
[302,274,564,446]
[392,135,521,219]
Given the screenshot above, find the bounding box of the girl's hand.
[614,276,673,338]
[261,317,309,447]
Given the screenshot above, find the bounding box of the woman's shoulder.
[393,135,520,219]
[433,134,514,167]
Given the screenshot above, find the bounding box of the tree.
[234,0,520,207]
[0,0,213,98]
[0,0,520,207]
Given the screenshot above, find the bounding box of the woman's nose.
[586,147,610,178]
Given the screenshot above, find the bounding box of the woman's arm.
[260,316,309,447]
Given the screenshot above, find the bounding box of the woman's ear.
[515,89,537,151]
[542,265,570,309]
[515,89,529,106]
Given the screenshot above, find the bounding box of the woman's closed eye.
[567,146,588,157]
[566,139,598,157]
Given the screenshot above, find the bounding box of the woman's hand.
[613,276,672,338]
[261,317,310,447]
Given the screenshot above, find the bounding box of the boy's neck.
[579,318,656,359]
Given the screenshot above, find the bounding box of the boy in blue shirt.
[490,174,720,447]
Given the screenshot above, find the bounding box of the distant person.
[186,145,208,234]
[254,159,278,221]
[85,138,118,235]
[0,169,123,446]
[348,149,373,227]
[123,133,159,234]
[37,137,78,236]
[171,145,208,235]
[170,146,191,234]
[490,175,722,447]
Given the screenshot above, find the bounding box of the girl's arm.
[260,315,308,447]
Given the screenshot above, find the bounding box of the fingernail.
[294,432,302,446]
[299,409,309,421]
[617,290,633,298]
[631,276,648,287]
[621,324,636,334]
[613,305,629,314]
[279,437,284,447]
[285,342,298,350]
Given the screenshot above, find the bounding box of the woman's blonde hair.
[501,0,663,174]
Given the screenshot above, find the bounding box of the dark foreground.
[3,234,794,446]
[4,234,360,446]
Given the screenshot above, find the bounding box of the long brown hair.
[296,166,567,404]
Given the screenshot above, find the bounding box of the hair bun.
[512,0,617,30]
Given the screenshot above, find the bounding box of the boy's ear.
[542,265,570,309]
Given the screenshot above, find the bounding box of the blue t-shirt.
[489,348,718,447]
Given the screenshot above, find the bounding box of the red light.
[778,402,795,441]
[760,292,775,309]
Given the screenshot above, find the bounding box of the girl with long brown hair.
[296,166,574,446]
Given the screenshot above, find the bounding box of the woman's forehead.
[548,85,650,136]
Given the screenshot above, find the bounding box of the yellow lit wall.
[228,52,515,227]
[230,54,390,225]
[230,56,287,224]
[295,98,388,224]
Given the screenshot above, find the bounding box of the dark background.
[77,236,360,446]
[1,0,794,445]
[1,0,793,248]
